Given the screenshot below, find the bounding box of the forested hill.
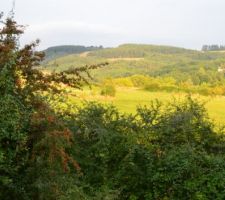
[43,45,103,62]
[43,44,225,84]
[88,44,197,58]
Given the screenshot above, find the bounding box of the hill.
[88,43,197,58]
[43,45,103,62]
[42,44,225,84]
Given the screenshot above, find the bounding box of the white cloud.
[27,20,126,35]
[2,0,225,50]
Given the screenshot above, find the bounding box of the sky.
[1,0,225,50]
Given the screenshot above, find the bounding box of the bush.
[66,97,225,200]
[0,14,103,199]
[130,75,150,87]
[144,82,161,91]
[113,77,134,87]
[101,83,116,97]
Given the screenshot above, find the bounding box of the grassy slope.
[69,87,225,125]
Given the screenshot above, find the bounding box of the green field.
[68,87,225,125]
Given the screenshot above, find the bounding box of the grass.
[68,87,225,125]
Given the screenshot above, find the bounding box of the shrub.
[130,75,150,87]
[144,82,161,91]
[101,83,116,97]
[113,77,134,87]
[66,97,225,200]
[0,14,106,199]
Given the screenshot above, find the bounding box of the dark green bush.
[66,97,225,200]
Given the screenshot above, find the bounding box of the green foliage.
[0,31,29,196]
[101,82,116,97]
[66,97,225,200]
[43,45,103,62]
[89,44,196,58]
[0,14,103,199]
[0,66,29,198]
[109,75,225,96]
[44,43,225,87]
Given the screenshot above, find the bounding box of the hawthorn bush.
[0,13,106,199]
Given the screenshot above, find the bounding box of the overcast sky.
[1,0,225,50]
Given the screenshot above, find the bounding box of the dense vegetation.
[43,43,225,96]
[1,14,225,200]
[109,75,225,96]
[0,14,104,199]
[202,45,225,51]
[43,45,103,62]
[67,99,225,200]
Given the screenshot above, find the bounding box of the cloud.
[20,20,129,49]
[27,20,126,35]
[3,0,225,50]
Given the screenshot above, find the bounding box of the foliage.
[44,45,103,62]
[100,81,116,97]
[0,13,105,199]
[89,44,196,58]
[65,97,225,200]
[202,44,225,51]
[0,64,29,198]
[1,12,225,200]
[110,75,225,96]
[44,43,225,87]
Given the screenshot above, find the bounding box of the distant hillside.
[43,44,225,84]
[43,45,103,62]
[88,44,197,58]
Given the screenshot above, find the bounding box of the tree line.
[202,44,225,51]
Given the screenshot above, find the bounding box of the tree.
[0,12,107,199]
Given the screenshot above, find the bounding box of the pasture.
[69,87,225,125]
